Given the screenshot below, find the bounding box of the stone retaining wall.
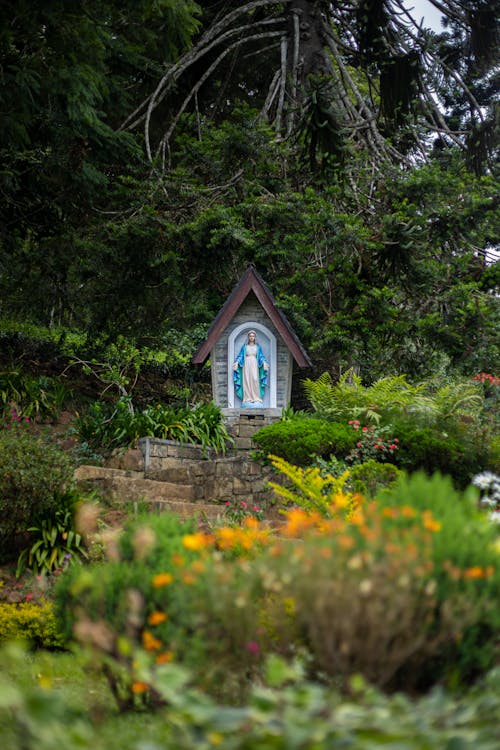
[139,436,275,505]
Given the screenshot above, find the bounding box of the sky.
[404,0,445,31]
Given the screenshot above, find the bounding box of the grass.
[1,648,174,750]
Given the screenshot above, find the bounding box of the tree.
[0,0,200,326]
[120,0,499,173]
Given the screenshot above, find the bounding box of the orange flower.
[401,506,416,518]
[142,630,162,651]
[422,512,442,533]
[243,517,260,529]
[171,554,185,566]
[156,651,174,665]
[282,508,313,537]
[350,509,366,526]
[382,507,398,518]
[131,681,148,694]
[463,566,486,579]
[152,572,174,587]
[337,534,355,549]
[148,611,168,626]
[216,526,239,549]
[182,573,195,585]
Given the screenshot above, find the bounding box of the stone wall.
[139,434,276,506]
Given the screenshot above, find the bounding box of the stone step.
[75,465,197,502]
[146,499,225,520]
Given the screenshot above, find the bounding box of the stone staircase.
[74,432,277,521]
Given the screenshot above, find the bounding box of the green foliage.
[349,460,402,498]
[377,472,500,682]
[54,511,202,708]
[0,371,72,422]
[74,398,232,455]
[0,601,65,649]
[0,430,75,562]
[1,644,500,750]
[16,495,88,577]
[303,370,484,428]
[252,417,356,466]
[301,372,494,485]
[56,472,500,700]
[393,423,481,487]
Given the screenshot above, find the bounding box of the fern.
[268,454,357,519]
[303,372,484,429]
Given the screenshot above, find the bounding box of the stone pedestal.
[222,408,281,452]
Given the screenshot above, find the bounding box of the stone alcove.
[193,266,312,438]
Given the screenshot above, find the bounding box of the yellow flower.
[207,732,224,746]
[182,532,211,551]
[148,611,168,626]
[152,572,174,587]
[332,492,350,509]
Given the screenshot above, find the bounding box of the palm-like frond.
[302,369,367,420]
[433,382,483,421]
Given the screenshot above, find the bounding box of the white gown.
[242,344,262,403]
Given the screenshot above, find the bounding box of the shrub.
[0,430,75,562]
[74,398,232,455]
[252,417,356,465]
[0,601,66,649]
[345,420,399,465]
[349,460,402,498]
[16,489,88,577]
[2,644,500,749]
[376,471,500,683]
[54,511,208,710]
[57,471,499,701]
[392,423,478,486]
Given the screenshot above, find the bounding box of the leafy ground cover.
[2,645,500,750]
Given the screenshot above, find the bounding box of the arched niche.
[227,322,277,408]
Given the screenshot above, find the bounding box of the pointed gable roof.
[192,266,312,367]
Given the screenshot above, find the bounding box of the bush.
[74,398,232,455]
[376,471,500,683]
[252,417,356,465]
[0,430,75,562]
[54,511,207,710]
[57,472,500,701]
[2,644,500,750]
[0,601,66,649]
[392,423,479,486]
[349,460,402,498]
